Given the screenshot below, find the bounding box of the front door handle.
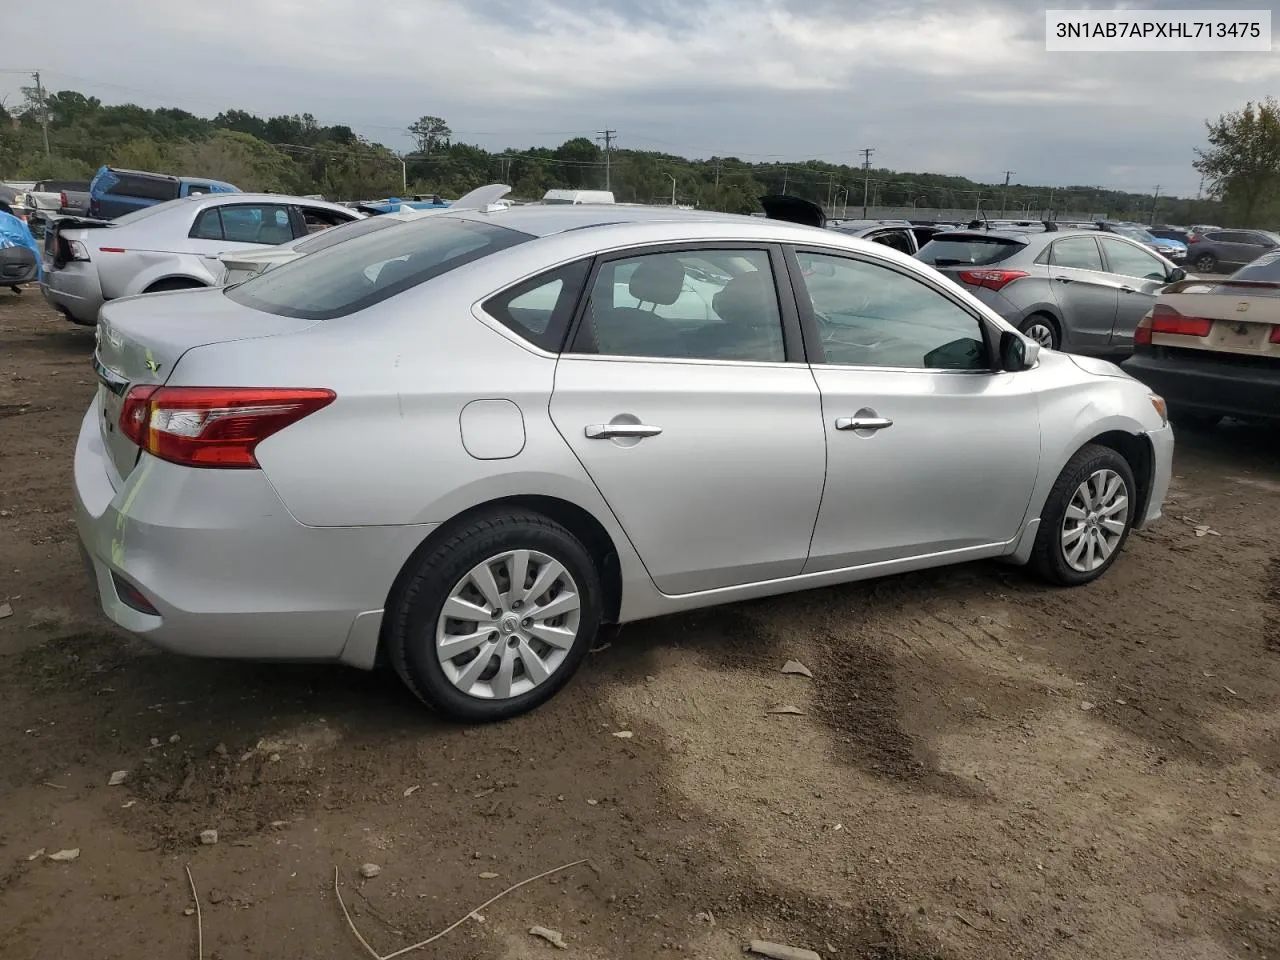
[1054,276,1073,283]
[585,423,663,440]
[1120,285,1138,294]
[835,416,893,431]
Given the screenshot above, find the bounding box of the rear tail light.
[1270,326,1280,345]
[119,386,335,468]
[1187,234,1201,244]
[59,191,68,209]
[1134,314,1153,346]
[60,238,90,262]
[1143,303,1212,339]
[957,268,1029,291]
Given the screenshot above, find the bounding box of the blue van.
[88,166,239,219]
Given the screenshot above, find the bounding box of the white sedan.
[40,192,361,324]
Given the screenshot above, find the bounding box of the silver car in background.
[41,193,361,324]
[214,185,514,285]
[916,226,1186,355]
[76,204,1173,722]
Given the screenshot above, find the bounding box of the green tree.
[1194,98,1280,227]
[407,115,451,155]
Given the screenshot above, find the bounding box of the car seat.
[586,257,686,357]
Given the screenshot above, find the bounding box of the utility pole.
[826,173,836,213]
[781,167,789,193]
[1000,170,1014,218]
[665,173,677,206]
[714,158,721,192]
[860,147,874,218]
[32,70,50,158]
[1150,184,1161,224]
[596,129,616,192]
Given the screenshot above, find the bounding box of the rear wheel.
[144,278,205,294]
[1192,253,1217,273]
[387,511,602,722]
[1031,444,1136,586]
[1019,313,1060,350]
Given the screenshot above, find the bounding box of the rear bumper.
[41,262,104,324]
[72,396,435,667]
[1123,350,1280,422]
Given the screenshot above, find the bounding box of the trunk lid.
[93,287,321,484]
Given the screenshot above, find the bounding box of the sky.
[5,0,1279,197]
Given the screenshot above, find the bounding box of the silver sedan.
[41,193,360,324]
[75,204,1174,721]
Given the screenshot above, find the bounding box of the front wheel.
[1192,253,1217,273]
[1031,444,1137,586]
[387,512,602,722]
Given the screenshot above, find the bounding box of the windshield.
[916,235,1022,266]
[292,215,400,254]
[226,215,533,320]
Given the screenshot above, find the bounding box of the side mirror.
[1167,266,1186,283]
[999,329,1039,370]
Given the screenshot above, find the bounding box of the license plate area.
[1208,321,1267,353]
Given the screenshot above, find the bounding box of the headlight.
[1149,394,1168,424]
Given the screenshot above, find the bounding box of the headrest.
[712,270,774,323]
[628,257,685,306]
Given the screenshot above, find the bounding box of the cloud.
[7,0,1271,195]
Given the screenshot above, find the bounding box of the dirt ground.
[1,291,1278,960]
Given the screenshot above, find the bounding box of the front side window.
[1098,237,1167,281]
[794,251,988,370]
[227,215,533,320]
[570,249,785,362]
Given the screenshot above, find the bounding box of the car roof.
[180,192,355,214]
[930,227,1103,247]
[441,202,783,238]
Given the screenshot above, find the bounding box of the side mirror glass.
[999,329,1038,370]
[1167,266,1186,283]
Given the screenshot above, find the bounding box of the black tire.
[1168,406,1222,430]
[1192,253,1217,273]
[387,511,602,722]
[1030,443,1137,586]
[144,278,205,294]
[1018,313,1060,350]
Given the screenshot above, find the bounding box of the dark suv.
[1186,228,1280,274]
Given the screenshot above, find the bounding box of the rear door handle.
[835,416,893,431]
[1120,285,1138,293]
[1054,276,1073,283]
[585,423,663,439]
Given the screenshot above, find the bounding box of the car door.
[787,246,1042,572]
[548,244,826,595]
[1042,234,1118,351]
[1096,236,1174,351]
[1211,231,1256,267]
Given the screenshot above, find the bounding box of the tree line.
[2,85,1269,227]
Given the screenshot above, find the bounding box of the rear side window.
[482,260,591,352]
[227,216,533,320]
[104,173,180,202]
[916,236,1021,267]
[1049,236,1104,271]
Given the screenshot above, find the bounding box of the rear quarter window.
[916,236,1022,266]
[226,216,534,320]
